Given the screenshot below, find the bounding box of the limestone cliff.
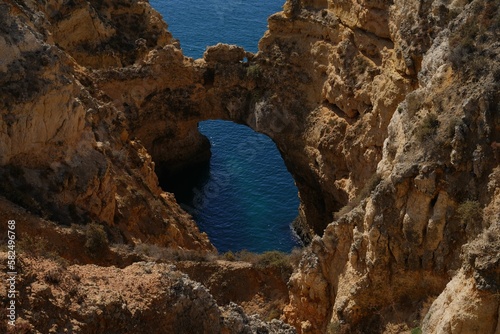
[1,0,499,333]
[0,0,212,250]
[274,0,500,333]
[0,0,294,332]
[0,252,296,334]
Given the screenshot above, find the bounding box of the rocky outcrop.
[278,0,500,332]
[176,259,291,321]
[0,0,212,250]
[0,253,296,334]
[422,222,500,334]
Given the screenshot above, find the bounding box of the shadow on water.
[158,120,302,253]
[157,160,211,205]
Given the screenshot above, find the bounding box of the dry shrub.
[134,243,216,262]
[44,267,63,285]
[17,235,64,264]
[416,113,440,142]
[85,223,108,257]
[457,200,482,227]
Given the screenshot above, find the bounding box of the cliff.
[0,0,213,250]
[272,0,500,333]
[0,1,295,332]
[1,0,499,333]
[0,251,295,334]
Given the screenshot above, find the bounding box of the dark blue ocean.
[150,0,301,253]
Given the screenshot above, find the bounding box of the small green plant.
[265,302,282,321]
[17,235,49,256]
[85,223,108,257]
[255,251,294,278]
[416,113,440,142]
[223,250,236,261]
[411,327,423,334]
[457,200,482,227]
[134,243,164,258]
[326,321,341,334]
[234,249,259,263]
[357,174,382,201]
[246,64,262,80]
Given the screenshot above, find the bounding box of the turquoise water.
[150,0,301,253]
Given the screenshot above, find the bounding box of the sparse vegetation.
[265,306,282,321]
[132,243,303,279]
[457,200,483,227]
[44,267,63,285]
[445,117,462,140]
[17,235,50,256]
[246,64,262,80]
[232,249,303,279]
[411,327,423,334]
[416,113,440,142]
[448,0,500,77]
[255,250,292,272]
[134,243,216,262]
[85,223,109,257]
[17,235,63,262]
[457,200,485,239]
[222,250,236,261]
[326,321,341,334]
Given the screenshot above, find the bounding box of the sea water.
[149,0,301,253]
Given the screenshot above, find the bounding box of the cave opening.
[160,120,301,253]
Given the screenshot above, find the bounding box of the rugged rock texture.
[0,0,212,250]
[277,0,500,333]
[176,259,291,321]
[0,1,295,332]
[1,0,499,333]
[0,253,296,334]
[422,222,500,333]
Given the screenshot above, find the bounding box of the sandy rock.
[0,254,295,333]
[1,0,499,333]
[204,43,246,63]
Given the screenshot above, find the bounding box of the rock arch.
[94,42,331,238]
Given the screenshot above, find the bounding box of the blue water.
[150,0,301,253]
[150,0,283,57]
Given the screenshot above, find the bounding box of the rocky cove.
[0,0,499,333]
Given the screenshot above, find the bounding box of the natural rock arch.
[95,43,335,239]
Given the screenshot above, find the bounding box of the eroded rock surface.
[0,0,212,250]
[1,0,499,333]
[277,1,500,333]
[0,253,296,334]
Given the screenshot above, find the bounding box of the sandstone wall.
[0,0,213,250]
[277,0,500,332]
[1,0,499,332]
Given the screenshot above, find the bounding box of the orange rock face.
[1,0,499,333]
